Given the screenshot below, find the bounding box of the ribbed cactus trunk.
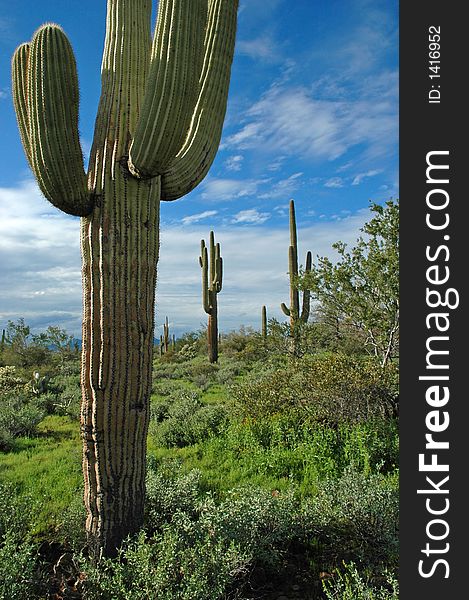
[200,231,223,363]
[281,200,312,355]
[207,293,219,363]
[261,305,267,340]
[80,0,158,556]
[12,0,238,556]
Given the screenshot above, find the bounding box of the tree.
[300,199,399,368]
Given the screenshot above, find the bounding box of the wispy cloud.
[324,177,344,189]
[181,210,218,226]
[258,172,303,199]
[1,180,373,336]
[237,35,281,62]
[0,180,82,334]
[224,82,397,165]
[224,154,244,172]
[352,169,382,185]
[231,209,270,225]
[201,177,268,201]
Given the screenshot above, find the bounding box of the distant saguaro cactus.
[281,200,312,350]
[261,305,267,340]
[163,316,170,353]
[199,231,223,363]
[12,0,238,556]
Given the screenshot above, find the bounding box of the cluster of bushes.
[231,352,398,424]
[0,363,81,451]
[78,460,398,600]
[150,390,229,448]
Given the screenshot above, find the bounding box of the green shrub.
[145,464,204,531]
[0,484,44,599]
[0,391,45,450]
[0,366,24,392]
[80,521,248,600]
[0,532,39,600]
[231,353,398,423]
[82,466,304,600]
[150,391,228,448]
[302,467,399,569]
[322,562,399,600]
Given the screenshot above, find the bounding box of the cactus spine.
[281,200,312,346]
[199,231,223,363]
[12,0,238,556]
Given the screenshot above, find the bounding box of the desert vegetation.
[6,0,398,595]
[0,200,399,599]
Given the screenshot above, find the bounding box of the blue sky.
[0,0,398,338]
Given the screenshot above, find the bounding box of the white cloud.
[181,210,218,226]
[224,155,244,172]
[1,181,373,337]
[0,180,82,335]
[236,35,281,62]
[231,209,270,225]
[224,74,397,166]
[324,177,344,189]
[352,169,382,185]
[201,177,268,201]
[258,172,303,199]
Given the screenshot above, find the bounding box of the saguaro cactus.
[12,0,238,556]
[199,231,223,363]
[281,200,312,346]
[162,316,170,353]
[261,305,268,340]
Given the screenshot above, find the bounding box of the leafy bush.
[47,372,82,418]
[150,391,228,448]
[145,463,204,530]
[322,562,399,600]
[82,464,302,600]
[0,532,39,600]
[0,390,45,450]
[303,467,399,569]
[231,353,398,423]
[0,365,24,392]
[0,484,43,599]
[80,522,248,600]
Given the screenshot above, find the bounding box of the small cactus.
[261,305,267,340]
[163,316,170,353]
[199,231,223,363]
[280,200,312,350]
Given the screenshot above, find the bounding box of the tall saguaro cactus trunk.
[281,200,312,355]
[12,0,238,556]
[200,231,223,363]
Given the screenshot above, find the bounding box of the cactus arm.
[216,255,223,292]
[300,250,312,322]
[24,25,92,217]
[280,303,291,317]
[128,0,207,178]
[201,245,211,314]
[160,0,239,201]
[199,239,206,268]
[11,43,33,167]
[289,199,297,249]
[87,0,151,189]
[209,231,216,287]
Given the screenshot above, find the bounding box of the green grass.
[0,415,82,537]
[0,370,398,539]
